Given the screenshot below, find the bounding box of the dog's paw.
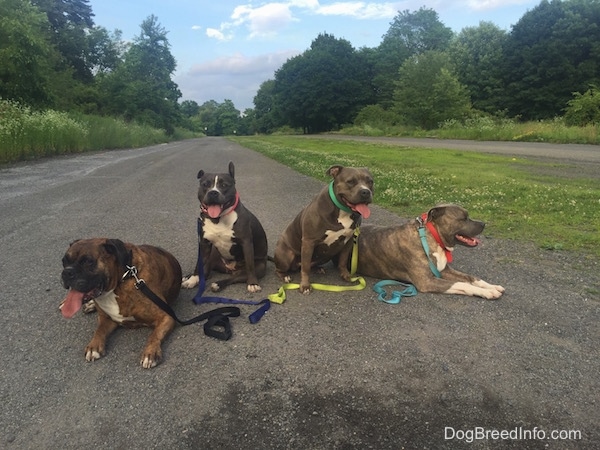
[300,284,312,294]
[283,275,292,283]
[481,288,503,300]
[181,275,200,289]
[82,300,97,314]
[210,282,222,292]
[85,342,104,362]
[247,284,262,293]
[140,349,161,369]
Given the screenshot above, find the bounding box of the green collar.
[328,181,353,213]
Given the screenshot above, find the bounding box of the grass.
[0,99,199,164]
[341,115,600,144]
[231,135,600,258]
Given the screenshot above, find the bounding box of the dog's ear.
[327,165,344,178]
[103,239,131,269]
[427,205,447,221]
[228,161,235,179]
[197,170,205,179]
[68,239,81,247]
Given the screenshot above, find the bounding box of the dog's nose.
[359,188,372,200]
[207,190,220,201]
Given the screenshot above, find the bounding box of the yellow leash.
[268,228,365,304]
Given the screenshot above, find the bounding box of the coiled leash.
[372,280,417,304]
[268,227,366,304]
[191,218,271,324]
[122,265,240,341]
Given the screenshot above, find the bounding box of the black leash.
[123,264,239,341]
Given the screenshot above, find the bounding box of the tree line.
[1,0,599,136]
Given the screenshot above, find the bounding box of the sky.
[88,0,540,112]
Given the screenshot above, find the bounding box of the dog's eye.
[346,179,357,187]
[201,180,212,188]
[79,256,96,269]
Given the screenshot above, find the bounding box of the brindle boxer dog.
[274,165,373,294]
[181,161,268,293]
[357,204,505,299]
[60,238,182,368]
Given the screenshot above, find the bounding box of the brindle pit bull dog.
[356,204,505,299]
[60,238,182,368]
[274,165,373,294]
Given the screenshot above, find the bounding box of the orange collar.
[420,213,452,263]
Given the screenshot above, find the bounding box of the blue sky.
[89,0,539,111]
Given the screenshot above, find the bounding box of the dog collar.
[420,212,453,263]
[328,181,353,214]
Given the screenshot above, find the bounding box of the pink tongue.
[61,289,84,318]
[353,203,371,219]
[207,205,223,219]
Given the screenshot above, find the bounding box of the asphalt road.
[0,137,598,449]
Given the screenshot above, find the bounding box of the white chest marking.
[203,211,238,259]
[432,247,448,271]
[94,290,135,324]
[323,211,354,246]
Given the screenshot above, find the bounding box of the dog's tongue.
[353,203,371,219]
[207,205,223,219]
[61,289,84,318]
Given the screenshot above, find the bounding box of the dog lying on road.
[60,238,182,368]
[356,204,504,299]
[274,165,373,294]
[181,161,268,293]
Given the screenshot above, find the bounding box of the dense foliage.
[1,0,599,137]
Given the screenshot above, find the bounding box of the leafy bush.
[564,87,600,126]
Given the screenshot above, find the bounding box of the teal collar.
[417,217,442,278]
[328,181,353,213]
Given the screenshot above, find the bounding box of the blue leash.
[372,280,418,304]
[192,219,270,324]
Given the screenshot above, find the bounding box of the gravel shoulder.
[0,137,598,449]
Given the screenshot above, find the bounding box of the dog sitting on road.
[60,238,182,368]
[274,164,373,294]
[356,204,504,299]
[181,161,268,293]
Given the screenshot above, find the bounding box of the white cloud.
[176,50,300,110]
[191,25,202,31]
[206,27,230,41]
[465,0,532,11]
[231,3,296,38]
[316,2,401,19]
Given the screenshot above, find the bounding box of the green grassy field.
[232,135,600,259]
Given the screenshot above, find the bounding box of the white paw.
[85,350,101,362]
[247,284,262,293]
[210,282,221,292]
[181,275,200,289]
[141,356,157,369]
[283,275,292,283]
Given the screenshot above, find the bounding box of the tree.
[98,15,181,133]
[393,51,471,129]
[0,0,58,106]
[373,7,454,107]
[32,0,95,82]
[448,22,507,114]
[253,79,285,133]
[502,0,600,120]
[273,33,373,133]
